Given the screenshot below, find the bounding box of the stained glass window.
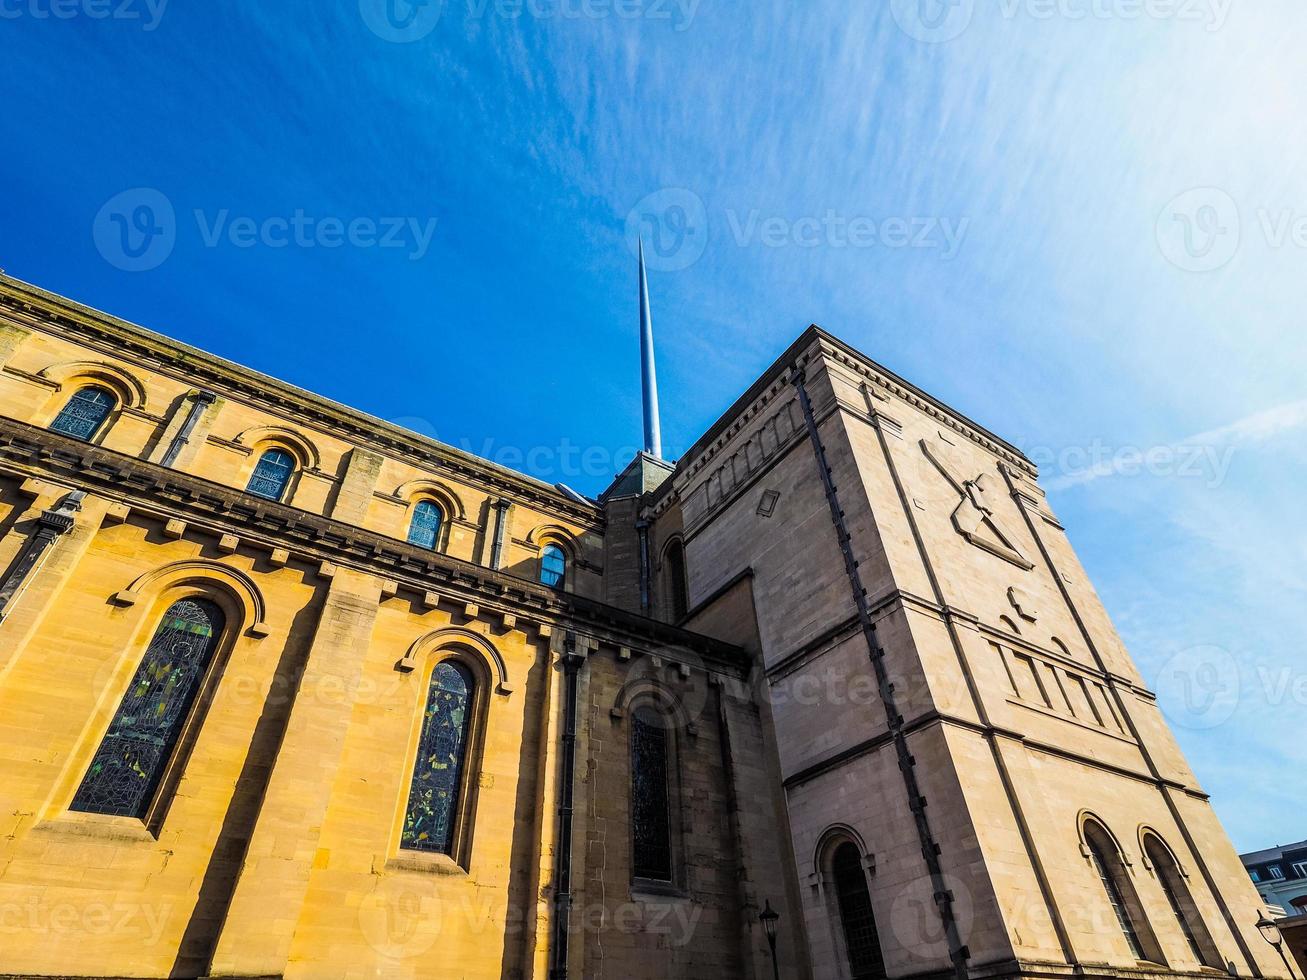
[246,448,295,501]
[540,544,566,589]
[833,842,887,980]
[71,599,225,819]
[1087,830,1147,960]
[407,500,443,550]
[631,706,672,881]
[402,661,474,854]
[50,386,116,441]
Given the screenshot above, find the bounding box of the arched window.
[402,661,474,855]
[665,540,688,622]
[50,386,116,441]
[1085,823,1161,963]
[631,704,672,882]
[540,543,567,590]
[407,500,444,550]
[246,448,296,502]
[831,842,887,980]
[1144,837,1220,968]
[71,598,226,820]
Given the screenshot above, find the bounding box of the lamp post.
[760,899,781,980]
[1257,912,1299,979]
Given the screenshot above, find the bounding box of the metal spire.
[638,240,663,459]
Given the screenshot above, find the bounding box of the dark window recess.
[402,661,473,855]
[665,541,688,621]
[1088,835,1147,960]
[631,707,672,881]
[50,386,116,441]
[71,599,225,819]
[833,842,887,980]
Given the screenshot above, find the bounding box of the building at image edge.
[0,271,1287,980]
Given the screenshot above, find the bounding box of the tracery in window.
[402,661,474,855]
[71,598,225,819]
[50,386,116,441]
[407,500,444,550]
[246,448,295,501]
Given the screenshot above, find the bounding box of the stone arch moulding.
[38,360,149,410]
[525,523,578,555]
[813,823,874,881]
[109,559,270,638]
[1137,826,1190,877]
[233,425,322,470]
[392,479,468,521]
[1076,809,1133,867]
[610,674,696,736]
[396,627,512,695]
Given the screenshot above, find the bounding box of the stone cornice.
[0,415,745,673]
[0,275,602,528]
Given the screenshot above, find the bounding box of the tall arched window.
[402,661,474,855]
[50,386,116,441]
[832,842,887,980]
[407,500,444,550]
[246,448,296,502]
[71,598,226,820]
[665,540,688,622]
[1085,822,1160,963]
[631,704,672,882]
[540,544,567,590]
[1144,836,1220,968]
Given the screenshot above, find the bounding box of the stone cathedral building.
[0,267,1285,980]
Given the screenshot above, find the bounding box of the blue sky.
[2,1,1304,851]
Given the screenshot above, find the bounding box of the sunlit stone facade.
[0,274,1283,980]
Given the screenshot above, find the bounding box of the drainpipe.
[160,390,216,468]
[0,491,85,625]
[489,498,511,570]
[549,634,584,980]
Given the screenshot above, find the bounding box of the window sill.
[384,851,468,877]
[33,812,157,844]
[631,877,689,900]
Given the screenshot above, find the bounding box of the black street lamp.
[1257,912,1299,979]
[760,899,781,980]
